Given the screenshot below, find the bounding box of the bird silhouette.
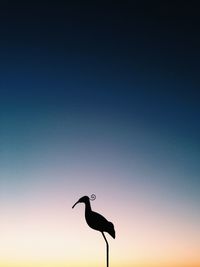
[72,194,115,238]
[72,194,115,267]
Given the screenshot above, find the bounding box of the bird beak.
[72,200,79,209]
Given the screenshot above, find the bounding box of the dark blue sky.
[0,1,200,197]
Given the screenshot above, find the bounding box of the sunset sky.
[0,2,200,267]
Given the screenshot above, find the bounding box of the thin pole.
[102,232,109,267]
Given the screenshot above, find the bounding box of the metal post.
[102,232,109,267]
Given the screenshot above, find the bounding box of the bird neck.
[84,199,92,213]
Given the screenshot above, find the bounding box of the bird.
[72,194,115,239]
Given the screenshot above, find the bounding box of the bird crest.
[90,194,96,201]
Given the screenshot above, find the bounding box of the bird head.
[72,194,96,208]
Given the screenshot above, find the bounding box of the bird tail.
[107,222,115,239]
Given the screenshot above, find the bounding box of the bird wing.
[86,211,109,231]
[85,210,115,238]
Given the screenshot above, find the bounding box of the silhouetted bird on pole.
[72,194,115,267]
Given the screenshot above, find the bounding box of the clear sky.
[0,2,200,267]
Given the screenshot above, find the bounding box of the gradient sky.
[0,2,200,267]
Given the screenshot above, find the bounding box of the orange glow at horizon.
[1,184,200,267]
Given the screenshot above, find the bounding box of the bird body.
[72,195,115,238]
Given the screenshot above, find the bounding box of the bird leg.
[102,232,109,267]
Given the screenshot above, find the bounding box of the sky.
[0,1,200,267]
